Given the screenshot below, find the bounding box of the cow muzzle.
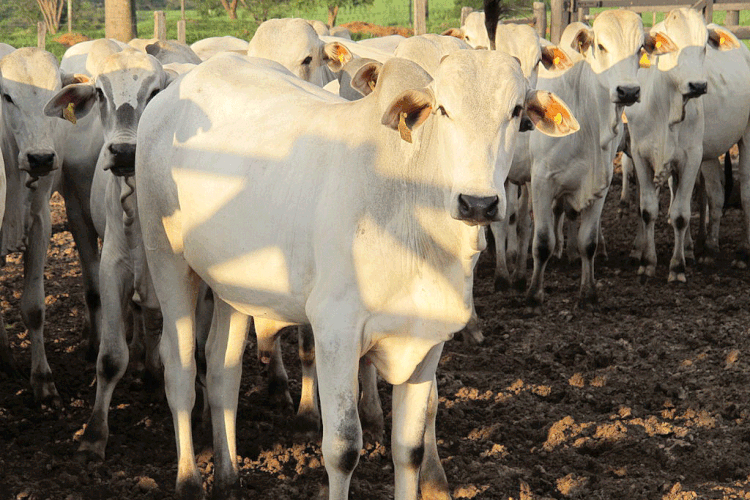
[684,81,708,99]
[455,194,501,225]
[107,143,136,177]
[22,151,57,179]
[614,85,641,105]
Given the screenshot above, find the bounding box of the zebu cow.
[0,48,98,404]
[527,10,674,309]
[45,46,178,460]
[357,35,405,53]
[624,9,723,282]
[190,36,249,61]
[442,11,493,49]
[247,18,352,86]
[0,43,13,377]
[135,52,578,499]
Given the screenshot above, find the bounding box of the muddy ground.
[1,168,749,500]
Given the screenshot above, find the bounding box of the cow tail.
[724,151,733,209]
[484,0,501,50]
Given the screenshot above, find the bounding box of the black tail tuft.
[484,0,501,50]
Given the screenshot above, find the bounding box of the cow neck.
[567,60,623,149]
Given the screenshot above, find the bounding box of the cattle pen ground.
[1,166,750,499]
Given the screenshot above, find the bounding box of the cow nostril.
[109,143,136,157]
[458,194,472,217]
[688,81,707,96]
[485,196,500,218]
[616,85,640,103]
[27,153,55,167]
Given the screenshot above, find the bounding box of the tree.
[105,0,137,42]
[324,0,373,27]
[36,0,64,34]
[219,0,239,19]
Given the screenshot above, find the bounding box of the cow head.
[378,52,578,226]
[0,48,64,182]
[247,18,352,87]
[495,24,574,88]
[45,48,174,177]
[569,10,660,105]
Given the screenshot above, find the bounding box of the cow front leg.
[419,374,450,500]
[526,183,556,310]
[668,164,699,283]
[78,240,132,460]
[61,169,101,362]
[698,159,723,265]
[634,157,658,281]
[22,198,59,407]
[511,184,531,291]
[577,197,606,309]
[733,135,750,268]
[392,344,443,500]
[314,331,362,500]
[206,297,249,500]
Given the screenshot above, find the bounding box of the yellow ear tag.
[720,36,726,45]
[338,53,344,64]
[63,102,77,125]
[655,40,662,49]
[398,112,412,143]
[553,56,560,66]
[553,113,562,125]
[639,52,651,68]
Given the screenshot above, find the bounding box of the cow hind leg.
[419,375,450,500]
[359,356,384,444]
[296,324,321,435]
[733,135,750,268]
[61,171,101,362]
[526,185,556,311]
[699,159,723,265]
[254,318,294,411]
[206,297,249,500]
[511,184,532,291]
[577,197,606,309]
[668,158,700,283]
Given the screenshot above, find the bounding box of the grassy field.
[2,1,749,60]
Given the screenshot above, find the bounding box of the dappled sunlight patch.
[241,442,324,479]
[480,443,509,459]
[710,478,750,498]
[453,483,490,498]
[662,482,697,500]
[556,473,589,497]
[543,406,720,451]
[442,379,552,408]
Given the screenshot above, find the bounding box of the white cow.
[691,25,750,268]
[247,18,352,86]
[357,34,405,53]
[45,46,177,459]
[394,34,471,75]
[0,44,9,378]
[624,9,722,282]
[190,36,249,61]
[135,52,577,499]
[527,10,672,310]
[0,48,93,404]
[442,11,493,49]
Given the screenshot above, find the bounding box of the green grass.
[3,2,750,60]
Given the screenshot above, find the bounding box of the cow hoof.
[668,272,686,283]
[75,448,104,465]
[31,374,62,409]
[362,424,384,446]
[462,327,484,345]
[494,275,511,292]
[176,477,206,500]
[211,481,243,500]
[420,483,452,500]
[85,341,98,363]
[512,277,527,292]
[293,411,321,438]
[637,272,649,285]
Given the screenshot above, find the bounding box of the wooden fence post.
[461,6,473,26]
[37,22,47,50]
[154,10,167,40]
[578,6,589,22]
[413,0,427,35]
[704,0,714,23]
[726,10,739,25]
[533,2,547,39]
[67,0,72,32]
[177,20,186,44]
[550,0,569,44]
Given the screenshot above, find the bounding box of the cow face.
[461,11,492,50]
[45,49,171,177]
[648,9,709,100]
[247,18,352,87]
[0,48,63,182]
[381,51,579,226]
[571,10,650,105]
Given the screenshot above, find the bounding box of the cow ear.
[708,27,740,50]
[381,88,434,143]
[525,89,579,137]
[644,32,678,55]
[44,83,97,124]
[541,45,573,71]
[441,28,465,40]
[351,61,382,97]
[571,27,593,54]
[322,41,352,72]
[61,72,91,87]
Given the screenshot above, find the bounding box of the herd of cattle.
[0,5,748,500]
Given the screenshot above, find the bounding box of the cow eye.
[437,105,449,117]
[96,88,104,100]
[598,43,607,53]
[148,89,160,102]
[2,93,13,105]
[512,104,524,118]
[302,56,313,65]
